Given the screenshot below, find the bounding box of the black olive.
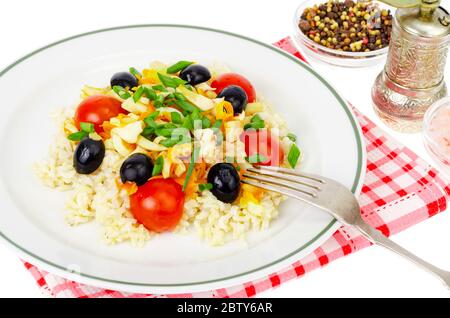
[207,163,240,203]
[110,72,138,89]
[120,153,154,186]
[179,64,211,86]
[74,138,105,174]
[217,85,248,114]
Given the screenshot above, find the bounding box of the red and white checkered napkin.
[24,37,450,298]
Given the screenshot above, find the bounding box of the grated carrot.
[100,121,115,139]
[174,164,199,200]
[115,178,138,195]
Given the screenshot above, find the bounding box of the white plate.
[0,25,365,294]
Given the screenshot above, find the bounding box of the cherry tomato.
[130,178,185,233]
[240,130,284,166]
[74,95,126,133]
[211,73,256,103]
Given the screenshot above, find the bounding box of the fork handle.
[355,221,450,288]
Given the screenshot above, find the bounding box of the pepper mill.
[371,0,450,133]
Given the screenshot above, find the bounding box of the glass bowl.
[423,97,450,178]
[292,0,392,67]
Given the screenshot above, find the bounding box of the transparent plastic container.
[422,97,450,178]
[292,0,391,67]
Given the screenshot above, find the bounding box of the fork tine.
[247,166,325,185]
[242,173,317,198]
[245,168,322,191]
[241,179,316,200]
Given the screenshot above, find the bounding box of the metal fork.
[242,165,450,288]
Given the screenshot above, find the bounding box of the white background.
[0,0,449,298]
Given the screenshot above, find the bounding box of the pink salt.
[428,105,450,158]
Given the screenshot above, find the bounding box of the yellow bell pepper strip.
[215,101,234,121]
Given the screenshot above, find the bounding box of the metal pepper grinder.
[371,0,450,133]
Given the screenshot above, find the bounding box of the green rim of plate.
[0,24,364,288]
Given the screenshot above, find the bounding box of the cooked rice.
[177,191,283,246]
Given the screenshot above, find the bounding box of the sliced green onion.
[202,116,211,129]
[155,123,177,137]
[149,111,160,119]
[144,112,159,128]
[244,114,265,130]
[144,87,157,100]
[165,123,178,129]
[183,146,200,191]
[190,109,201,120]
[252,114,264,122]
[235,165,241,172]
[160,137,181,148]
[80,122,94,133]
[182,116,193,130]
[287,133,297,143]
[152,156,164,177]
[152,84,167,92]
[144,118,157,129]
[199,183,213,192]
[254,122,265,130]
[287,144,301,168]
[154,94,165,108]
[133,86,145,103]
[181,109,201,131]
[163,93,176,107]
[174,100,198,113]
[67,131,88,141]
[212,119,223,129]
[112,85,131,99]
[185,84,195,91]
[173,92,187,101]
[246,154,269,164]
[157,73,187,88]
[144,111,159,124]
[129,67,142,78]
[141,127,155,138]
[166,61,194,74]
[170,112,183,124]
